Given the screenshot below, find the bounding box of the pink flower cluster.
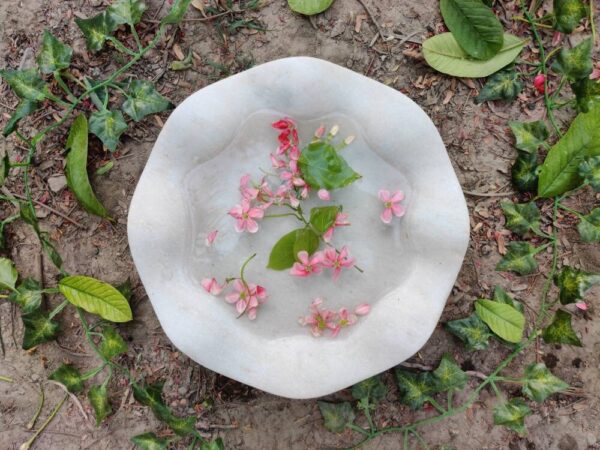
[299,298,370,337]
[201,277,267,320]
[290,246,355,281]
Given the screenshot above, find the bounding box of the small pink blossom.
[201,278,223,295]
[298,298,337,337]
[205,230,218,247]
[378,189,406,224]
[225,279,267,320]
[322,246,355,280]
[323,212,350,243]
[229,199,264,233]
[331,307,358,337]
[575,302,588,311]
[318,189,330,201]
[290,251,324,277]
[355,303,371,315]
[239,174,259,200]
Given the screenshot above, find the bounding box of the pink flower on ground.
[323,212,350,243]
[205,230,218,247]
[533,74,546,94]
[331,307,358,337]
[318,189,331,201]
[298,298,337,337]
[229,199,265,233]
[355,303,371,316]
[575,302,588,311]
[290,251,324,277]
[322,246,355,280]
[201,278,223,295]
[225,279,267,320]
[378,189,406,224]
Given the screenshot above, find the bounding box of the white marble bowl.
[128,57,469,399]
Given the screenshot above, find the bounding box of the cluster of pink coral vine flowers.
[201,117,407,336]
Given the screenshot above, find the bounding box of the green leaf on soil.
[394,369,435,410]
[495,241,539,275]
[89,109,128,152]
[309,205,340,234]
[501,201,541,236]
[445,313,493,350]
[577,208,600,242]
[58,275,132,322]
[554,265,600,304]
[49,363,84,393]
[475,67,522,103]
[571,78,600,113]
[161,0,192,24]
[522,363,569,402]
[317,401,355,433]
[578,156,600,191]
[432,354,467,392]
[108,0,148,26]
[552,38,593,81]
[65,114,109,218]
[492,286,524,313]
[131,432,168,450]
[122,80,173,122]
[298,141,361,190]
[75,12,118,52]
[542,310,582,346]
[512,151,539,193]
[0,68,49,101]
[8,278,42,314]
[99,326,128,360]
[21,309,60,350]
[3,99,39,137]
[288,0,335,15]
[89,383,112,425]
[508,120,549,153]
[553,0,587,34]
[352,375,387,403]
[37,30,72,74]
[0,257,18,291]
[475,299,525,343]
[493,398,531,434]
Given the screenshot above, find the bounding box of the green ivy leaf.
[475,68,522,103]
[512,152,540,193]
[21,309,60,350]
[552,38,593,81]
[351,375,387,403]
[432,354,467,392]
[0,257,18,291]
[49,363,84,393]
[8,278,42,314]
[3,99,39,137]
[89,109,128,152]
[445,314,493,350]
[161,0,192,25]
[493,286,524,313]
[89,383,112,425]
[475,299,525,343]
[554,266,600,305]
[495,241,539,275]
[577,208,600,242]
[201,438,226,450]
[292,228,319,260]
[508,121,549,153]
[122,80,173,122]
[571,78,600,113]
[0,68,49,101]
[422,33,524,78]
[76,12,119,52]
[578,156,600,191]
[288,0,334,15]
[493,398,531,435]
[65,114,110,218]
[501,201,541,236]
[394,369,435,410]
[99,326,128,360]
[317,401,355,433]
[522,363,569,403]
[131,432,168,450]
[542,310,582,346]
[553,0,587,34]
[37,30,72,74]
[309,205,340,234]
[58,275,132,322]
[267,228,319,270]
[108,0,148,26]
[439,0,504,61]
[298,141,361,190]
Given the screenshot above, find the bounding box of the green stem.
[557,203,584,219]
[53,71,77,103]
[591,0,597,44]
[0,375,13,382]
[48,300,68,320]
[107,36,137,56]
[347,423,370,436]
[426,397,446,414]
[20,394,68,450]
[447,390,453,410]
[80,363,106,381]
[549,76,567,103]
[130,24,143,51]
[26,384,45,430]
[263,213,299,219]
[239,253,257,285]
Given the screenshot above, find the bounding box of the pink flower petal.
[236,300,247,314]
[355,303,370,315]
[378,189,390,202]
[575,302,588,311]
[247,308,257,320]
[318,189,331,201]
[323,227,334,242]
[246,219,259,233]
[380,208,393,224]
[390,190,405,202]
[392,203,406,217]
[205,229,218,246]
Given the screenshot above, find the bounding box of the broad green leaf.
[445,314,493,350]
[495,241,538,275]
[512,152,539,193]
[475,68,522,103]
[317,401,355,433]
[288,0,334,15]
[89,384,112,425]
[267,229,299,270]
[3,99,38,137]
[508,121,549,153]
[0,69,49,101]
[122,80,173,122]
[554,266,600,304]
[298,141,361,190]
[89,109,128,152]
[99,326,128,359]
[58,275,132,322]
[201,438,225,450]
[501,201,541,236]
[65,115,109,218]
[522,363,569,402]
[475,299,525,343]
[540,103,600,197]
[432,354,467,392]
[21,309,60,350]
[8,278,42,314]
[493,398,531,434]
[131,432,168,450]
[493,286,524,313]
[351,375,387,403]
[309,205,340,234]
[49,363,84,393]
[422,33,524,78]
[577,208,600,242]
[440,0,503,60]
[394,369,434,410]
[37,30,72,74]
[292,228,319,259]
[553,0,587,34]
[161,0,192,24]
[108,0,148,25]
[552,38,593,81]
[75,12,119,52]
[578,156,600,191]
[0,257,18,291]
[542,310,582,346]
[571,78,600,113]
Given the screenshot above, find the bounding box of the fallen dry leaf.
[443,90,454,105]
[191,0,205,13]
[173,43,185,60]
[355,14,367,33]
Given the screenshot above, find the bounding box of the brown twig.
[355,0,386,45]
